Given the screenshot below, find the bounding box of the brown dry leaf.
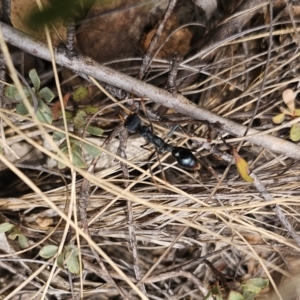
[11,0,66,45]
[36,217,53,228]
[76,0,158,64]
[76,1,200,64]
[243,232,264,244]
[52,92,71,120]
[142,26,193,59]
[282,89,295,112]
[279,106,292,115]
[142,2,200,59]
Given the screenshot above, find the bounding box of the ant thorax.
[137,126,172,152]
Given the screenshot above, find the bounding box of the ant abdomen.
[172,147,200,170]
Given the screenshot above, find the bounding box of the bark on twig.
[1,22,300,159]
[138,0,177,80]
[166,52,182,94]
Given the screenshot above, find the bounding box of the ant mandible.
[124,114,200,170]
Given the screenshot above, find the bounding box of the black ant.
[124,114,200,170]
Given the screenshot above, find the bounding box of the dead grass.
[1,1,300,299]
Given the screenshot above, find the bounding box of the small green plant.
[205,278,269,300]
[272,88,300,141]
[0,222,29,249]
[5,73,103,168]
[54,87,103,168]
[5,69,55,124]
[39,244,80,274]
[54,109,103,169]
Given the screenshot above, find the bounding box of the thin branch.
[138,0,177,80]
[65,18,77,59]
[1,22,300,159]
[166,52,182,94]
[127,199,148,297]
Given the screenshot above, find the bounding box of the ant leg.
[145,149,168,190]
[165,124,180,139]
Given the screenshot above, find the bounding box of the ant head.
[124,114,142,132]
[172,147,200,170]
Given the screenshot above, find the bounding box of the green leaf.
[73,110,87,130]
[39,245,59,258]
[36,99,53,124]
[245,278,268,289]
[64,111,73,120]
[59,141,87,168]
[71,143,87,168]
[18,234,29,249]
[58,140,87,168]
[73,86,88,102]
[210,284,223,300]
[58,141,69,169]
[57,252,65,268]
[15,88,32,101]
[4,85,19,99]
[227,291,244,300]
[16,103,28,115]
[242,278,268,300]
[203,292,213,300]
[8,226,22,241]
[37,87,55,102]
[0,222,15,233]
[65,244,79,256]
[82,106,99,114]
[70,138,82,147]
[82,142,101,158]
[66,252,80,274]
[29,69,41,91]
[8,231,19,240]
[290,123,300,142]
[241,278,269,295]
[272,113,285,124]
[64,245,80,274]
[4,85,31,101]
[59,140,68,153]
[294,109,300,117]
[86,125,103,136]
[53,131,66,141]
